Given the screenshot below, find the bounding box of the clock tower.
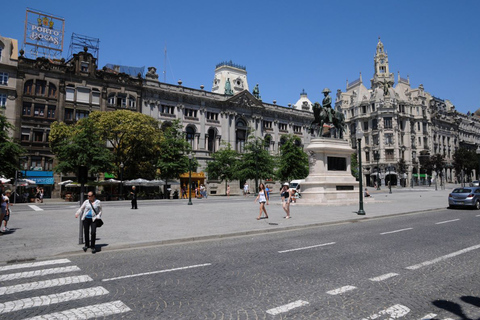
[371,37,394,90]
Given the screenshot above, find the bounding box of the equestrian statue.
[310,88,346,138]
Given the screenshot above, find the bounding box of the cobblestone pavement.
[1,201,479,319]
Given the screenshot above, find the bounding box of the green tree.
[453,148,477,184]
[397,158,408,187]
[0,114,26,179]
[88,110,162,180]
[205,143,238,195]
[49,117,113,177]
[235,136,275,193]
[275,134,309,182]
[157,120,194,197]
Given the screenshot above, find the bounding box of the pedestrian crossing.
[0,258,131,319]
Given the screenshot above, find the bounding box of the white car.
[289,179,305,191]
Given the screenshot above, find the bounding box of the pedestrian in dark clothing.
[131,186,138,209]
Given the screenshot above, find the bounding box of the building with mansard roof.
[336,38,480,187]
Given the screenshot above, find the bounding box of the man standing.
[130,186,138,209]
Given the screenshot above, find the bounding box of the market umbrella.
[0,177,11,184]
[124,178,151,186]
[58,180,74,186]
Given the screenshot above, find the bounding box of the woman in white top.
[254,183,269,220]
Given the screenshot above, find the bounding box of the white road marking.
[0,258,71,272]
[0,286,108,314]
[406,243,480,270]
[28,205,43,211]
[22,300,131,320]
[362,304,411,319]
[380,228,413,235]
[278,242,336,253]
[476,214,480,217]
[0,275,92,295]
[419,313,437,319]
[102,263,212,282]
[0,266,80,281]
[266,300,309,315]
[435,219,460,225]
[369,273,399,282]
[326,285,356,295]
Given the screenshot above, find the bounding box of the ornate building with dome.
[336,38,480,187]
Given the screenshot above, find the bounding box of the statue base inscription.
[300,138,359,205]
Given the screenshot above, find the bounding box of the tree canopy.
[0,114,26,178]
[275,134,309,182]
[205,143,238,195]
[49,117,113,176]
[235,136,275,189]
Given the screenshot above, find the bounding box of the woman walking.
[75,191,102,254]
[254,183,269,220]
[281,183,292,219]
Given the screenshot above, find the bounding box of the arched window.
[24,80,34,95]
[36,80,47,96]
[236,119,247,153]
[48,83,57,98]
[186,126,195,149]
[207,128,217,153]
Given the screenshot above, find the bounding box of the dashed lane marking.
[419,314,437,319]
[435,219,460,225]
[278,242,336,253]
[369,273,399,282]
[0,275,93,295]
[326,285,357,295]
[0,258,71,272]
[266,300,309,315]
[380,228,413,235]
[362,304,410,319]
[28,205,43,211]
[22,300,131,320]
[0,266,80,281]
[0,286,108,314]
[102,263,212,282]
[406,243,480,270]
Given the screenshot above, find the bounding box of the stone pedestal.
[301,138,359,205]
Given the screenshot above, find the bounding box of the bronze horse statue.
[310,103,346,138]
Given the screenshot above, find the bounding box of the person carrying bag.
[75,191,103,254]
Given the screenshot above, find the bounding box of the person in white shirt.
[75,191,102,254]
[254,183,269,220]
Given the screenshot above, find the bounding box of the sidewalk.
[1,185,455,264]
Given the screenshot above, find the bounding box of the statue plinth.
[300,138,359,205]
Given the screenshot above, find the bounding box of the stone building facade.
[142,64,314,195]
[336,38,480,187]
[15,47,142,198]
[0,35,19,132]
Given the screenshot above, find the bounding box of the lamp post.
[388,164,392,194]
[188,154,193,205]
[476,147,480,181]
[120,162,124,200]
[356,128,366,215]
[374,151,380,190]
[434,164,438,191]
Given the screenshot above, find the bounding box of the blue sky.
[1,1,479,114]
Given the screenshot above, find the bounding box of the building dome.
[293,89,313,112]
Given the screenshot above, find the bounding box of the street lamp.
[120,162,124,200]
[388,164,392,194]
[374,151,380,190]
[434,164,438,191]
[188,154,193,205]
[476,147,480,181]
[356,128,366,215]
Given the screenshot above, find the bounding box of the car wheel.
[448,205,455,209]
[476,201,480,210]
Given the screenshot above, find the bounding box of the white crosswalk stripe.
[0,258,132,318]
[0,266,80,281]
[0,286,109,314]
[0,275,93,295]
[0,259,71,272]
[22,300,132,320]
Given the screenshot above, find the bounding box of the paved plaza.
[1,184,456,264]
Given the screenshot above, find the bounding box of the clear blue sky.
[1,0,478,114]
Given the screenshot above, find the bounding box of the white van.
[289,179,305,191]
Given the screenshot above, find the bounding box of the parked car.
[470,180,480,187]
[448,187,480,209]
[289,179,305,191]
